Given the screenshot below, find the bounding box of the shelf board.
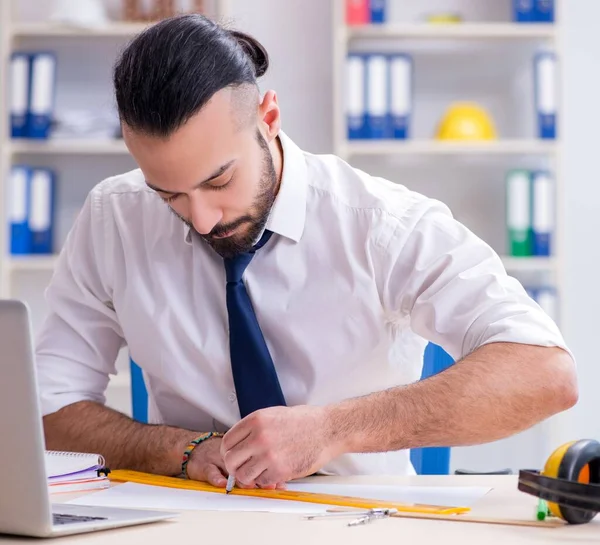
[346,22,557,40]
[12,21,151,38]
[501,256,556,272]
[9,139,129,155]
[5,255,59,272]
[4,254,555,273]
[344,139,557,156]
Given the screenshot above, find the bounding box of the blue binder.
[513,0,535,22]
[10,53,30,138]
[534,51,557,139]
[531,170,553,256]
[8,165,32,255]
[369,0,387,23]
[534,0,554,22]
[28,168,56,254]
[388,53,412,139]
[365,54,389,139]
[534,286,559,323]
[346,53,367,139]
[27,52,57,139]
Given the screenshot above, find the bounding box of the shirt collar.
[183,130,307,245]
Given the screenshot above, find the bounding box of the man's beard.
[173,133,278,259]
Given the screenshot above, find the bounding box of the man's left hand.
[220,405,339,489]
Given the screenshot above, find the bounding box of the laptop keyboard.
[53,513,108,525]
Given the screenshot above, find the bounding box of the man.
[37,14,577,490]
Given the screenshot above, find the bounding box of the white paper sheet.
[66,481,491,513]
[67,483,335,514]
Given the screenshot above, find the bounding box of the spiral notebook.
[45,450,110,494]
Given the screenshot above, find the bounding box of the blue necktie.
[224,230,287,418]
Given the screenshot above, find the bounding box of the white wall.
[560,0,600,444]
[8,0,600,472]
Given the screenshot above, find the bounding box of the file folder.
[28,168,55,254]
[365,54,388,139]
[27,53,57,139]
[535,286,558,323]
[513,0,535,22]
[534,51,557,139]
[534,0,554,22]
[506,170,532,257]
[10,53,30,138]
[346,54,367,139]
[389,54,412,139]
[370,0,387,23]
[346,0,369,25]
[531,170,553,256]
[8,166,31,255]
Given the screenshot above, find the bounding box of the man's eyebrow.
[146,159,236,194]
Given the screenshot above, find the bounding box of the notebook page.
[44,451,105,479]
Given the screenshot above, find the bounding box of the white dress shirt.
[35,131,572,476]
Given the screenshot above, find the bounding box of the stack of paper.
[45,450,110,494]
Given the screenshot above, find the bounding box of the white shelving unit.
[0,0,232,415]
[332,0,566,470]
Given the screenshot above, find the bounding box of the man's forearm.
[326,342,578,454]
[43,401,201,475]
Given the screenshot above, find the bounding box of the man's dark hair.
[113,14,269,137]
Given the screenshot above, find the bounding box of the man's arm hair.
[43,401,201,476]
[325,343,578,454]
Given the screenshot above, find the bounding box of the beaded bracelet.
[181,432,223,479]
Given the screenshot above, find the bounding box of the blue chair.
[409,343,455,475]
[130,359,148,423]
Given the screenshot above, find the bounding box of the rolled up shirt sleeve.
[35,186,125,416]
[379,197,573,363]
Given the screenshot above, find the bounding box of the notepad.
[45,450,110,494]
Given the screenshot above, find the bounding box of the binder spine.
[535,286,559,323]
[27,52,57,140]
[534,51,557,139]
[28,168,55,254]
[534,0,554,22]
[532,170,553,256]
[346,54,366,140]
[513,0,535,22]
[369,0,387,23]
[365,54,389,139]
[388,53,412,139]
[10,54,30,139]
[8,166,31,255]
[345,0,369,25]
[506,169,532,257]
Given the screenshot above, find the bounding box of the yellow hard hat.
[435,102,497,140]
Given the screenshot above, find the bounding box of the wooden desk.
[2,475,599,543]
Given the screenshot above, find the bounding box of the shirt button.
[228,392,237,403]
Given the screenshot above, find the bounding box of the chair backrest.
[130,358,148,423]
[409,343,455,475]
[131,344,456,474]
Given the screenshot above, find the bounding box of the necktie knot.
[223,229,273,283]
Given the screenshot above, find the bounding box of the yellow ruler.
[108,469,470,515]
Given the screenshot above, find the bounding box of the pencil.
[226,474,235,494]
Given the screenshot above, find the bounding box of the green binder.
[506,169,532,257]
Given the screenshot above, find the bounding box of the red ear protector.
[518,439,600,524]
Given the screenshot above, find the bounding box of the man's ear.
[258,90,281,143]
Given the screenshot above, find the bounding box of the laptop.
[0,299,178,538]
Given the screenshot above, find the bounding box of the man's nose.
[188,193,222,235]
